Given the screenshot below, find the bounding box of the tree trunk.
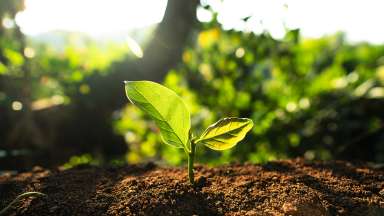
[0,0,199,170]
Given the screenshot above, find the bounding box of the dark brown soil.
[1,158,384,216]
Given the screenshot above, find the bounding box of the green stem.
[188,140,196,185]
[0,192,46,215]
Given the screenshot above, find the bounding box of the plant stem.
[0,192,46,215]
[188,140,196,185]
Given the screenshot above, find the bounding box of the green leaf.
[125,81,191,150]
[4,48,24,66]
[196,117,253,151]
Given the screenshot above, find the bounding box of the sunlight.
[201,0,384,43]
[126,36,143,58]
[15,0,384,43]
[16,0,168,36]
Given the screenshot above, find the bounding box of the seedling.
[124,81,253,185]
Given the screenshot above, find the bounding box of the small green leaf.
[125,81,191,150]
[196,117,253,151]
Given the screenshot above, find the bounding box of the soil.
[0,158,384,216]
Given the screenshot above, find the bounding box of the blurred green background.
[1,0,384,170]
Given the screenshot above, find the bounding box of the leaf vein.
[130,85,186,148]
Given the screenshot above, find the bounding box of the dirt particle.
[282,202,297,214]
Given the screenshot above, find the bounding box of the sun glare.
[15,0,384,43]
[16,0,168,36]
[201,0,384,43]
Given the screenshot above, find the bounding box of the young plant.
[124,81,253,185]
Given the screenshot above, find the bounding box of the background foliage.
[1,1,384,169]
[117,18,384,165]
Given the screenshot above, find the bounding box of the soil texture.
[1,158,384,215]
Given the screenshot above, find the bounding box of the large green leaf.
[196,117,253,151]
[125,81,191,150]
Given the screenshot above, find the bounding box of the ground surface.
[0,158,384,216]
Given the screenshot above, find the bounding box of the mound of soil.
[1,158,384,216]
